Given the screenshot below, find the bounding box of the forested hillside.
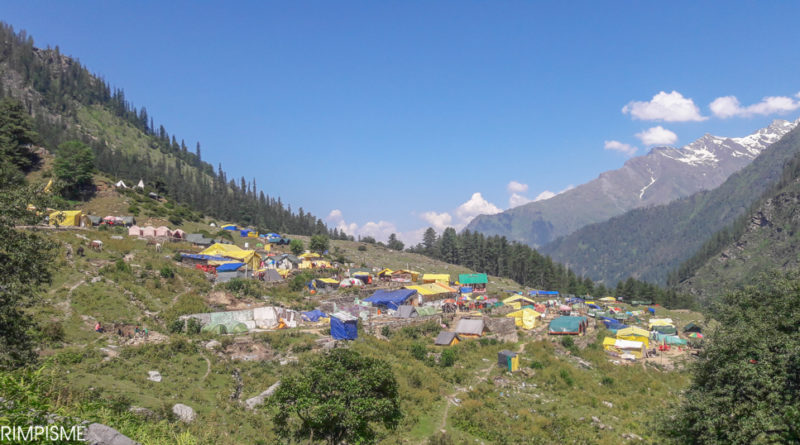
[0,23,346,237]
[671,150,800,302]
[539,124,800,285]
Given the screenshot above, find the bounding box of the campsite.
[10,182,707,443]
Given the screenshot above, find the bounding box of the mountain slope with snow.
[467,119,799,247]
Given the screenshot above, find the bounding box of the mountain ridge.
[467,118,799,247]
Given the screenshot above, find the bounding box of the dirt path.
[432,341,527,438]
[201,355,212,381]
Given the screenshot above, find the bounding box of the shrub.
[357,245,367,252]
[115,258,131,274]
[440,348,456,367]
[410,343,427,361]
[168,319,185,334]
[601,376,614,386]
[530,360,545,369]
[159,266,174,279]
[173,252,182,262]
[559,369,574,387]
[39,321,65,344]
[168,215,182,226]
[560,336,575,349]
[127,205,139,215]
[186,318,201,335]
[381,325,391,338]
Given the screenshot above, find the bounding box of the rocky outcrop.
[172,403,196,423]
[85,423,140,445]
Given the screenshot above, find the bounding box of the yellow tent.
[43,179,54,194]
[422,274,450,285]
[247,231,259,238]
[49,210,83,227]
[503,295,537,306]
[599,296,617,302]
[299,252,321,259]
[616,326,650,348]
[406,283,455,296]
[603,337,646,359]
[648,318,675,329]
[318,278,339,285]
[392,269,420,281]
[506,308,542,330]
[200,244,261,270]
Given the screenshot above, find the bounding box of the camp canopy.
[455,318,485,337]
[301,309,327,322]
[49,210,83,227]
[222,224,238,231]
[330,312,358,340]
[458,273,488,285]
[548,316,587,335]
[616,326,650,348]
[200,243,261,270]
[599,296,617,302]
[506,308,542,330]
[648,318,674,329]
[603,337,646,359]
[405,283,455,296]
[503,295,536,307]
[215,262,245,272]
[422,274,450,285]
[363,289,417,310]
[683,322,703,333]
[434,331,460,346]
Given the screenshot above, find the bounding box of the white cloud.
[455,192,501,222]
[327,209,343,222]
[507,180,529,194]
[509,193,532,207]
[420,211,453,232]
[326,208,397,242]
[710,93,800,118]
[604,140,638,156]
[622,91,706,122]
[635,126,678,146]
[533,190,556,202]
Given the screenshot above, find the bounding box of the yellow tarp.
[599,296,617,302]
[221,224,237,230]
[247,231,259,238]
[618,334,649,349]
[299,252,320,259]
[506,308,542,330]
[422,274,450,285]
[505,301,521,310]
[392,269,420,281]
[318,278,339,284]
[377,268,393,277]
[503,295,536,306]
[586,301,597,306]
[617,326,650,338]
[603,337,645,358]
[509,354,519,372]
[648,318,675,329]
[49,210,83,227]
[200,244,261,269]
[406,283,456,296]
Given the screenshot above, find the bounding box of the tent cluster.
[129,225,185,239]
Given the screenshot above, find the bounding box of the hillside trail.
[431,341,527,440]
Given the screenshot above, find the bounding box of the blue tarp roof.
[331,315,358,340]
[181,253,229,262]
[216,262,245,272]
[460,286,473,293]
[364,289,417,310]
[530,290,560,296]
[587,303,601,309]
[302,309,327,322]
[566,297,585,304]
[222,225,238,231]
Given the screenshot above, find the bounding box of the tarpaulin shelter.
[201,324,227,335]
[215,262,245,272]
[599,297,617,302]
[301,309,327,322]
[683,322,703,333]
[652,325,678,335]
[416,306,439,316]
[548,316,587,335]
[377,268,393,280]
[330,312,358,340]
[391,269,420,282]
[364,289,417,310]
[454,318,485,338]
[503,295,536,308]
[222,224,238,231]
[200,243,261,270]
[397,305,418,318]
[230,322,249,334]
[529,290,560,297]
[458,273,488,292]
[422,274,450,285]
[652,333,687,346]
[617,326,650,348]
[339,278,364,288]
[603,337,646,359]
[405,283,455,297]
[49,210,83,227]
[506,308,542,330]
[434,331,460,346]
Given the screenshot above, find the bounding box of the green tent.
[201,324,227,335]
[683,322,703,333]
[458,273,488,285]
[416,306,439,316]
[229,322,249,334]
[548,316,587,335]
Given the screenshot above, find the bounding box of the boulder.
[244,381,281,410]
[147,371,162,382]
[172,403,196,423]
[85,423,140,445]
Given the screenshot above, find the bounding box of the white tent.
[136,179,145,189]
[115,180,127,188]
[339,278,364,288]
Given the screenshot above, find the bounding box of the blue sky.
[3,1,800,242]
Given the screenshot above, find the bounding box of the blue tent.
[567,297,585,304]
[216,262,245,272]
[648,307,656,315]
[181,253,229,262]
[587,303,601,310]
[240,229,252,237]
[460,286,473,294]
[302,309,327,322]
[330,313,358,340]
[364,289,417,310]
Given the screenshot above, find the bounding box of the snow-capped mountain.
[467,118,800,247]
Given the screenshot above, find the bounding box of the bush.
[173,252,182,262]
[115,258,131,274]
[601,376,614,386]
[410,343,427,361]
[560,336,575,349]
[127,205,139,216]
[186,318,201,335]
[159,266,174,279]
[530,360,545,369]
[559,369,574,387]
[358,245,367,252]
[168,215,182,226]
[381,325,391,338]
[39,321,65,344]
[440,348,456,367]
[168,319,185,334]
